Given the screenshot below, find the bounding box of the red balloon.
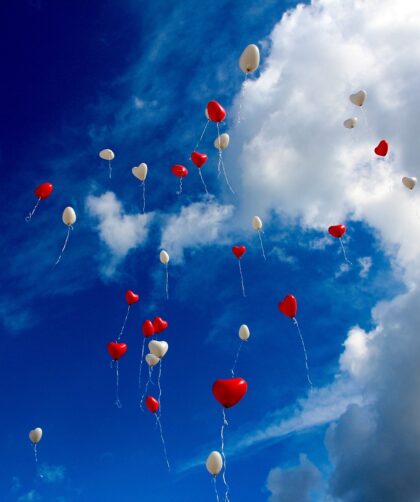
[107,342,127,360]
[171,164,188,178]
[232,246,246,259]
[125,290,139,305]
[153,317,168,334]
[278,294,297,318]
[212,378,248,408]
[374,139,389,157]
[34,182,53,199]
[207,101,226,122]
[328,224,346,238]
[191,152,208,168]
[145,396,159,414]
[142,320,155,338]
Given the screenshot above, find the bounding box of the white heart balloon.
[402,176,417,190]
[62,207,76,226]
[214,133,230,150]
[132,163,148,182]
[206,451,223,476]
[99,148,115,161]
[148,340,168,359]
[160,250,170,265]
[239,44,260,74]
[343,117,358,129]
[29,427,43,444]
[252,216,263,231]
[349,90,367,107]
[145,353,160,367]
[239,324,250,341]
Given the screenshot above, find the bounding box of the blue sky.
[1,1,417,501]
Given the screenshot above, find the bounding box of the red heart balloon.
[207,100,226,123]
[145,396,159,414]
[212,378,248,408]
[142,320,155,338]
[171,164,188,178]
[374,140,388,157]
[328,224,346,239]
[125,290,140,305]
[191,151,208,168]
[278,294,297,318]
[34,182,53,199]
[232,246,246,259]
[153,317,168,334]
[107,342,127,361]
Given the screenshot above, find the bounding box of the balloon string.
[157,360,163,418]
[194,119,209,151]
[176,178,183,196]
[155,415,171,471]
[54,225,72,267]
[109,159,112,180]
[236,73,248,125]
[165,264,169,301]
[213,476,220,502]
[142,181,146,214]
[33,444,38,463]
[25,198,41,222]
[231,340,243,377]
[238,260,246,298]
[216,123,235,194]
[117,305,131,342]
[114,360,122,408]
[138,338,146,408]
[339,238,352,266]
[220,409,230,502]
[198,168,210,195]
[292,318,313,390]
[140,365,153,411]
[258,230,267,260]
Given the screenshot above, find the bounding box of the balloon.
[99,149,115,161]
[252,216,263,231]
[328,224,346,238]
[125,290,140,305]
[34,183,53,199]
[191,152,208,168]
[145,396,159,414]
[207,101,226,122]
[148,340,168,359]
[239,44,260,74]
[62,207,76,226]
[142,320,155,338]
[132,163,148,182]
[239,324,250,341]
[232,246,246,259]
[278,294,297,318]
[206,451,223,476]
[153,317,168,334]
[145,353,160,367]
[107,342,127,361]
[214,133,230,151]
[205,107,209,120]
[160,250,170,265]
[343,117,358,129]
[374,140,389,157]
[349,90,367,107]
[29,428,43,444]
[402,176,417,190]
[171,164,188,178]
[212,378,248,408]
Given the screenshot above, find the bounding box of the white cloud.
[38,462,66,483]
[358,256,372,278]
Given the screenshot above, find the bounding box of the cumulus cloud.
[38,462,66,483]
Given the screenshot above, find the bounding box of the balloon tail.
[142,181,146,214]
[33,444,38,463]
[117,305,131,342]
[339,238,352,266]
[236,74,248,125]
[54,225,72,267]
[138,338,146,408]
[292,318,313,390]
[231,340,243,377]
[176,178,183,196]
[213,476,220,502]
[198,168,209,195]
[165,264,169,301]
[140,365,153,411]
[108,159,112,179]
[220,409,230,502]
[114,360,122,408]
[194,119,209,151]
[216,123,235,194]
[258,230,267,260]
[219,155,235,195]
[25,198,41,222]
[238,260,246,298]
[157,360,163,418]
[155,415,171,471]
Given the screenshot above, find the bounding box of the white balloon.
[214,133,230,150]
[239,44,260,74]
[252,216,263,231]
[99,149,115,161]
[205,107,209,120]
[160,250,170,265]
[206,451,223,476]
[349,90,367,107]
[239,324,250,341]
[148,340,168,359]
[402,176,417,190]
[29,428,43,444]
[343,117,358,129]
[62,207,76,226]
[145,353,160,367]
[132,163,148,182]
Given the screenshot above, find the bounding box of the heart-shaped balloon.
[171,164,188,178]
[153,317,168,334]
[191,152,208,168]
[132,163,148,182]
[145,353,160,367]
[402,176,417,190]
[142,320,155,338]
[207,100,226,122]
[232,246,246,259]
[278,294,297,318]
[148,340,168,359]
[239,324,250,341]
[328,224,346,239]
[212,378,248,408]
[107,342,127,360]
[349,90,367,107]
[343,117,358,129]
[29,427,43,444]
[34,182,53,199]
[374,140,389,157]
[125,290,140,305]
[145,396,159,414]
